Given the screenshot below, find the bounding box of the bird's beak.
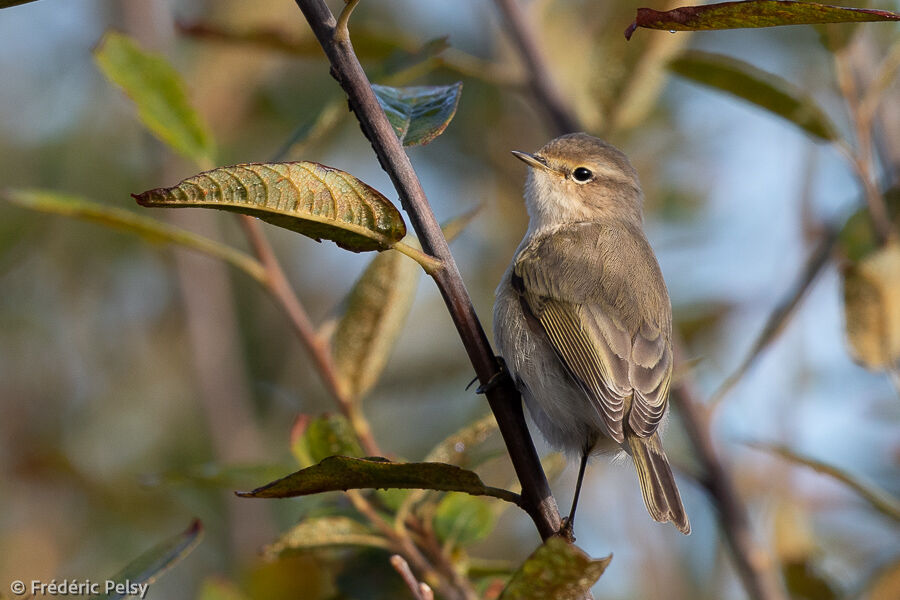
[511,150,552,172]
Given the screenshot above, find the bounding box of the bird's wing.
[513,225,672,443]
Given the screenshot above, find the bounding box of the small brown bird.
[493,133,689,535]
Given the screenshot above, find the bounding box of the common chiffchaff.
[493,133,690,535]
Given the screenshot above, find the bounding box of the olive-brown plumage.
[493,133,689,534]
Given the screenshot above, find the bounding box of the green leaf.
[838,188,900,263]
[626,1,900,40]
[332,249,420,400]
[499,537,611,600]
[263,516,391,558]
[90,520,203,600]
[290,414,364,469]
[237,456,522,506]
[141,463,293,490]
[94,32,215,165]
[842,241,900,372]
[133,162,407,252]
[2,189,265,283]
[433,492,496,547]
[751,443,900,521]
[668,50,838,142]
[372,83,463,146]
[424,413,498,466]
[197,579,251,600]
[782,560,840,600]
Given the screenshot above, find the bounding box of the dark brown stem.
[492,0,579,134]
[293,0,561,540]
[237,215,381,457]
[672,342,786,600]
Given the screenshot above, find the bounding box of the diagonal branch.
[492,0,579,134]
[293,0,561,540]
[708,226,838,410]
[670,344,786,600]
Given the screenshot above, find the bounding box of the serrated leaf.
[499,537,611,600]
[89,520,203,600]
[838,188,900,263]
[2,189,265,283]
[372,83,463,146]
[752,443,900,521]
[842,241,900,372]
[626,1,900,39]
[94,32,215,165]
[133,162,406,252]
[434,492,496,547]
[264,516,391,558]
[668,50,838,141]
[332,248,420,400]
[290,414,364,469]
[237,456,522,506]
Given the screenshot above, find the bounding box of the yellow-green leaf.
[197,579,251,600]
[499,537,611,600]
[263,516,391,558]
[838,188,900,263]
[290,414,364,469]
[237,456,522,506]
[424,413,498,466]
[332,249,420,400]
[2,189,265,283]
[842,241,900,372]
[94,32,215,165]
[626,1,900,40]
[668,50,837,142]
[89,520,203,600]
[372,83,463,146]
[133,162,407,252]
[433,492,496,547]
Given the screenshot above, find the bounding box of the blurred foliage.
[2,0,900,599]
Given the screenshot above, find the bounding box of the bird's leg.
[560,447,590,541]
[474,356,509,394]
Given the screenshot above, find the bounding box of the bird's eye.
[572,167,593,183]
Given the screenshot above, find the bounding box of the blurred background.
[1,0,898,598]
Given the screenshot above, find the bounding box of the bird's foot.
[475,357,509,395]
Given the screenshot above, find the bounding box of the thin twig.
[671,342,787,600]
[834,46,896,245]
[237,215,381,456]
[391,555,428,600]
[294,0,562,540]
[492,0,579,134]
[708,227,838,410]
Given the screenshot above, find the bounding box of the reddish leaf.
[626,1,900,40]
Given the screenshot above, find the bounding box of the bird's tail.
[627,432,690,534]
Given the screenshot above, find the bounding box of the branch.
[671,341,786,600]
[708,226,838,410]
[293,0,562,540]
[238,215,381,457]
[492,0,579,134]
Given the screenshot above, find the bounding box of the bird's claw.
[475,357,509,394]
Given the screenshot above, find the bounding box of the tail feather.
[627,432,690,534]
